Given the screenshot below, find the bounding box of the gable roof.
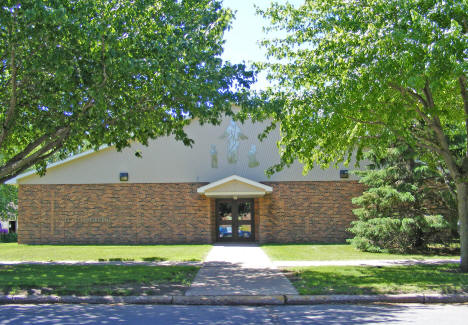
[197,175,273,198]
[5,146,109,184]
[6,112,361,185]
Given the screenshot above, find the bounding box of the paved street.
[0,303,467,324]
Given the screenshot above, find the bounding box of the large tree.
[349,145,456,253]
[252,1,468,269]
[0,0,254,182]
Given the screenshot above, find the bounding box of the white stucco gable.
[11,114,361,185]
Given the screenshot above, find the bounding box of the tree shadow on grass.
[142,257,167,262]
[96,257,169,262]
[0,264,198,296]
[287,263,468,295]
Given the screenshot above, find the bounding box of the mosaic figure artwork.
[220,120,248,164]
[248,144,260,168]
[210,144,218,168]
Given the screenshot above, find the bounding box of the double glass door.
[216,199,254,241]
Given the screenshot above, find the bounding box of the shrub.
[0,232,17,243]
[348,146,456,253]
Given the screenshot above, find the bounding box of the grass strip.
[262,244,459,261]
[286,263,468,295]
[0,243,211,262]
[0,264,199,296]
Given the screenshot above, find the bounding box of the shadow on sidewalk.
[187,261,298,296]
[0,303,449,325]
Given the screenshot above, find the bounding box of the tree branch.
[0,145,61,184]
[423,80,435,108]
[391,82,462,180]
[429,115,462,180]
[0,34,17,148]
[412,132,444,156]
[0,127,70,181]
[7,133,50,166]
[390,83,434,128]
[0,95,94,183]
[409,100,434,129]
[391,83,429,108]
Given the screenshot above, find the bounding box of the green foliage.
[252,0,467,176]
[0,0,254,182]
[348,216,450,253]
[0,232,17,242]
[252,0,468,269]
[0,184,17,220]
[348,146,456,253]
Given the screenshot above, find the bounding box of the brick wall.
[258,181,365,243]
[18,181,364,244]
[18,183,212,244]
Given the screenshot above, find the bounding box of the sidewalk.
[273,258,460,267]
[185,243,298,296]
[0,246,464,306]
[0,258,457,268]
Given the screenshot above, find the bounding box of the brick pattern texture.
[258,181,365,243]
[18,183,212,244]
[18,181,364,244]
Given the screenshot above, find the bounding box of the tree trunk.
[456,182,468,272]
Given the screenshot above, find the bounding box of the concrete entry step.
[186,243,298,296]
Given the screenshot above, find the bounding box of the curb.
[1,294,468,305]
[173,295,285,305]
[285,294,425,304]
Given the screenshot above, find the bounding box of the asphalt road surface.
[0,303,467,324]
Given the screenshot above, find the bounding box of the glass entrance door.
[216,199,254,241]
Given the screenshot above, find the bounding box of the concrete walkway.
[273,259,460,267]
[0,258,457,267]
[185,243,298,296]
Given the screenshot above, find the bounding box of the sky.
[220,0,303,90]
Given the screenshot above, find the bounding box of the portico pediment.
[197,175,273,198]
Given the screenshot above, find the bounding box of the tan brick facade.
[257,181,365,243]
[18,183,212,244]
[18,181,364,244]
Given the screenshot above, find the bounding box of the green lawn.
[0,264,199,296]
[286,264,468,295]
[0,243,211,262]
[262,244,459,261]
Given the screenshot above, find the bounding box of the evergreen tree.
[253,0,468,271]
[348,146,457,253]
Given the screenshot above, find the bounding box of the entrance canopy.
[197,175,273,199]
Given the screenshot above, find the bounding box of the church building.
[11,113,364,244]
